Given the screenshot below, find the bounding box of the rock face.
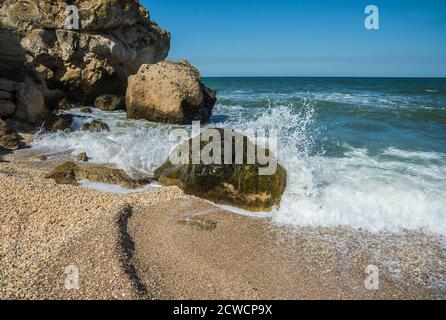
[0,0,170,102]
[0,29,59,124]
[0,119,21,150]
[94,94,125,111]
[126,61,217,124]
[155,129,287,211]
[45,161,146,189]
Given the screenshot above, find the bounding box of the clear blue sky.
[142,0,446,77]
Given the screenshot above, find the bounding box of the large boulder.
[0,0,170,102]
[126,61,217,124]
[154,129,287,211]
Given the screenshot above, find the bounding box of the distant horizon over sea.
[202,76,446,79]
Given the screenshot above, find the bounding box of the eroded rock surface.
[0,0,170,102]
[126,61,216,124]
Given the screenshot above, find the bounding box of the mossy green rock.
[155,129,287,212]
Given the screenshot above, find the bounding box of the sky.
[142,0,446,77]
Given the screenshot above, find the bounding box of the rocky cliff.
[0,0,170,103]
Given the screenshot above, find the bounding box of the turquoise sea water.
[34,77,446,236]
[204,77,446,156]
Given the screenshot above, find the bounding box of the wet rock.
[94,95,125,111]
[77,152,89,162]
[44,114,70,132]
[33,154,47,161]
[45,161,146,189]
[180,216,217,231]
[80,107,93,114]
[155,128,287,211]
[126,61,216,124]
[82,120,110,132]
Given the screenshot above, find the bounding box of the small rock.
[80,107,93,113]
[45,161,147,189]
[33,154,47,161]
[77,152,88,162]
[181,216,217,231]
[82,120,110,132]
[94,95,125,111]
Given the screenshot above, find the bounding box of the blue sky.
[142,0,446,77]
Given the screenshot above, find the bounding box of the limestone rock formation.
[0,29,60,124]
[0,0,170,102]
[155,129,287,211]
[126,61,217,124]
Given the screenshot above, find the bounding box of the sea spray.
[33,77,446,236]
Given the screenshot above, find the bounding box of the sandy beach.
[1,140,445,300]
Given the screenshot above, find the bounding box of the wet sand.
[1,147,445,299]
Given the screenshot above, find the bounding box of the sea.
[33,77,446,237]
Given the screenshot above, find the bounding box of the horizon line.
[201,75,446,79]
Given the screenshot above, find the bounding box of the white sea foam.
[214,103,446,236]
[33,106,446,236]
[383,147,445,160]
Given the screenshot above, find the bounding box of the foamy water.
[33,77,446,237]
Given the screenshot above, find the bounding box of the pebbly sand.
[1,142,445,299]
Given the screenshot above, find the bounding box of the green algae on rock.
[155,129,287,212]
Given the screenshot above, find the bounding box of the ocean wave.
[32,100,446,236]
